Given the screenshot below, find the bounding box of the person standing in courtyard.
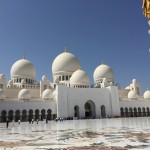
[31,118,34,124]
[6,119,9,128]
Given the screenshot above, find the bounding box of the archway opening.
[41,109,46,120]
[101,105,106,118]
[125,108,128,117]
[1,110,7,122]
[35,109,39,120]
[84,100,96,119]
[28,109,33,121]
[138,107,141,117]
[147,107,150,116]
[47,109,52,120]
[22,110,27,122]
[15,110,20,121]
[143,107,146,117]
[74,105,79,118]
[120,108,124,117]
[8,110,14,121]
[134,107,137,117]
[129,107,133,117]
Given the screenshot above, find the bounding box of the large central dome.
[11,58,36,79]
[52,51,81,74]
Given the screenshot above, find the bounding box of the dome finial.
[23,52,26,59]
[102,60,104,64]
[64,44,68,53]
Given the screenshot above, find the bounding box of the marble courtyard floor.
[0,117,150,150]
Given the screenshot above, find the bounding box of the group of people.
[6,116,75,128]
[28,118,48,124]
[6,119,20,128]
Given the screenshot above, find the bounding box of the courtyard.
[0,117,150,150]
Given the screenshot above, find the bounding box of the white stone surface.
[0,118,150,149]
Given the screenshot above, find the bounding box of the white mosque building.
[0,49,150,122]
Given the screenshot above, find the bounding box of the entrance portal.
[84,100,96,119]
[74,105,79,118]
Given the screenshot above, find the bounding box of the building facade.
[0,50,150,122]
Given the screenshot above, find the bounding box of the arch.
[8,110,14,121]
[125,107,129,117]
[74,105,79,118]
[47,109,52,120]
[15,110,20,121]
[120,108,124,117]
[143,107,146,117]
[35,109,39,120]
[134,107,137,117]
[41,109,46,120]
[147,107,150,116]
[28,109,33,121]
[62,76,64,81]
[22,109,27,122]
[84,100,96,119]
[1,110,7,122]
[138,107,142,117]
[129,107,133,117]
[101,105,106,118]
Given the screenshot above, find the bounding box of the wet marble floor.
[0,117,150,150]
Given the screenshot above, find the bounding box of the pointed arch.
[84,100,96,119]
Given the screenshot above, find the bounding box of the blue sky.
[0,0,149,94]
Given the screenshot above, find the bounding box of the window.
[62,76,64,81]
[66,76,68,80]
[59,76,61,81]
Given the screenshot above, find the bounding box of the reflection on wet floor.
[0,117,150,149]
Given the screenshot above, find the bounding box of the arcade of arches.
[120,107,150,117]
[0,109,56,122]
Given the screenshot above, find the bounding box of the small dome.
[93,64,114,83]
[42,75,47,81]
[70,69,90,85]
[11,58,36,79]
[132,79,137,84]
[128,90,137,99]
[144,90,150,99]
[42,89,53,100]
[125,86,130,90]
[0,89,5,99]
[18,89,31,100]
[7,79,13,86]
[0,74,5,79]
[52,52,81,74]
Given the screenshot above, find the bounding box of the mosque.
[0,49,150,122]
